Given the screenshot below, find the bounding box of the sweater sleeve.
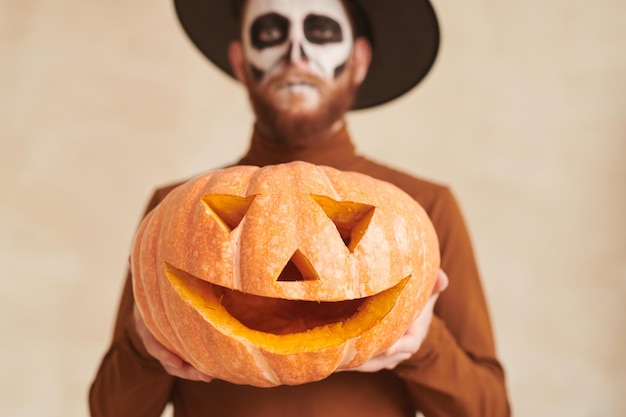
[393,188,510,417]
[89,188,178,417]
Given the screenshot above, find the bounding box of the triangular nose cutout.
[276,250,319,282]
[202,194,256,232]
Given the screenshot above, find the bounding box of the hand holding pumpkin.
[344,269,449,373]
[133,305,213,382]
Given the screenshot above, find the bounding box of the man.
[90,0,511,416]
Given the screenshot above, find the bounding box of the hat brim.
[174,0,440,110]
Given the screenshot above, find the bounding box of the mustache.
[265,68,326,88]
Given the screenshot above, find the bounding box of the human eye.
[304,15,343,44]
[250,13,290,49]
[259,26,283,42]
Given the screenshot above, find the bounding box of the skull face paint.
[242,0,353,83]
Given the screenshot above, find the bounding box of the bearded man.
[90,0,511,416]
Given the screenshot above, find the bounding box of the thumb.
[433,269,449,295]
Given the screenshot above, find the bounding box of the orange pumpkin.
[131,161,440,386]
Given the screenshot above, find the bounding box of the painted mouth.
[277,81,317,94]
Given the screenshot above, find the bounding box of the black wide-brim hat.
[174,0,440,110]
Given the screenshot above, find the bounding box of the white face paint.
[241,0,353,83]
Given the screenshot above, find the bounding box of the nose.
[285,41,309,67]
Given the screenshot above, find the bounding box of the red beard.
[244,66,357,147]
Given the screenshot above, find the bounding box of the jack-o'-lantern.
[131,161,439,387]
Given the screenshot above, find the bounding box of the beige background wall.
[2,0,625,416]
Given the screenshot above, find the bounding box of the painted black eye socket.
[250,13,290,49]
[304,14,343,44]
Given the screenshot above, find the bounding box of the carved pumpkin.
[131,161,439,387]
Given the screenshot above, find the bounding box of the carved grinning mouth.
[164,262,410,337]
[165,263,368,335]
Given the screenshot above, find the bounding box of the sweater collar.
[237,124,360,170]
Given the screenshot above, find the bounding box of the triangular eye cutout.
[202,194,256,232]
[311,194,375,252]
[276,250,319,282]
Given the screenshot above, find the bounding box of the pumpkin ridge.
[337,339,357,367]
[231,222,244,291]
[317,164,342,200]
[246,345,281,385]
[135,211,185,356]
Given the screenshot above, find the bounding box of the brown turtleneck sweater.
[89,126,510,417]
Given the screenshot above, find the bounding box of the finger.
[137,324,184,368]
[133,306,185,368]
[385,334,422,357]
[133,304,212,382]
[384,352,412,369]
[372,353,412,370]
[434,269,449,294]
[150,345,184,370]
[163,362,213,382]
[142,335,211,381]
[347,353,410,373]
